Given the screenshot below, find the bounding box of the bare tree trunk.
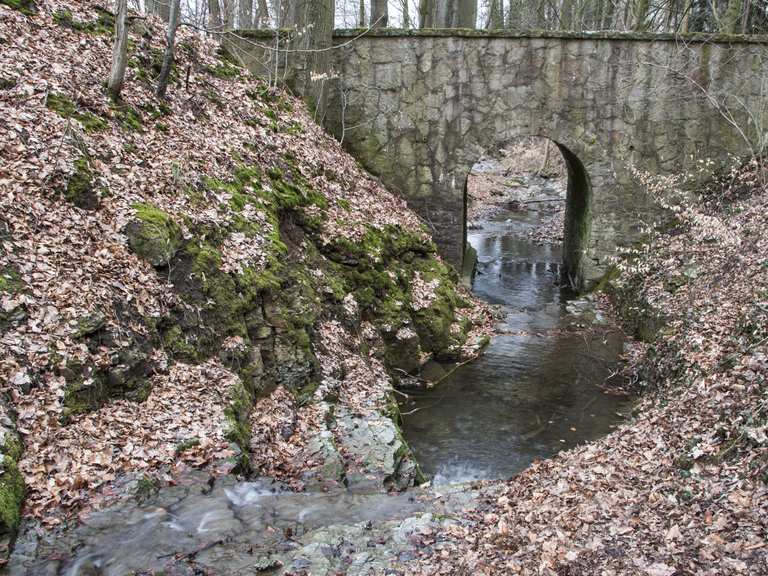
[290,0,334,119]
[357,0,365,26]
[634,0,651,29]
[560,0,573,29]
[487,0,504,28]
[239,0,254,27]
[740,0,750,32]
[256,0,270,26]
[400,0,412,27]
[721,0,742,32]
[146,0,170,21]
[419,0,437,27]
[108,0,129,101]
[223,0,236,28]
[156,0,180,98]
[371,0,388,26]
[455,0,477,27]
[208,0,222,28]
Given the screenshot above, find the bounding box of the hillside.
[0,0,492,557]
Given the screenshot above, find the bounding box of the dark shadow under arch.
[555,142,592,290]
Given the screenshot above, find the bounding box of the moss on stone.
[53,8,113,34]
[127,203,182,267]
[46,93,107,133]
[113,104,144,132]
[224,379,253,471]
[0,453,24,540]
[0,76,17,90]
[64,156,100,210]
[205,61,241,80]
[0,267,23,296]
[0,0,35,15]
[162,324,197,361]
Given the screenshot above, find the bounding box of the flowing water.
[11,178,634,575]
[400,188,632,485]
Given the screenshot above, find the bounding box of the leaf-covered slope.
[0,0,492,538]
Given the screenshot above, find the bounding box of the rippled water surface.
[400,204,632,484]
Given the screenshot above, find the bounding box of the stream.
[400,179,632,485]
[9,179,633,576]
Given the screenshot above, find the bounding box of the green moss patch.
[0,76,17,90]
[126,203,182,267]
[0,0,36,15]
[0,266,26,331]
[204,61,242,80]
[0,448,24,542]
[322,224,471,368]
[53,8,113,34]
[63,156,100,210]
[46,93,107,133]
[112,104,143,132]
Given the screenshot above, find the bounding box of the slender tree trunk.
[208,0,222,28]
[419,0,437,27]
[156,0,180,98]
[108,0,128,101]
[146,0,170,21]
[401,0,412,27]
[560,0,573,29]
[456,0,477,27]
[223,0,236,28]
[290,0,334,118]
[634,0,651,29]
[721,0,742,32]
[256,0,270,26]
[488,0,504,28]
[239,0,254,27]
[371,0,388,26]
[357,0,365,26]
[740,0,750,32]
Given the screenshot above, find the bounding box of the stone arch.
[462,135,593,289]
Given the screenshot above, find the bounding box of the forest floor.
[466,143,566,246]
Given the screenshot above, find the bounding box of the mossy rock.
[61,352,153,422]
[112,104,144,132]
[0,0,35,15]
[63,156,100,210]
[126,203,182,267]
[0,75,17,90]
[0,266,26,331]
[0,404,24,556]
[204,61,241,80]
[53,7,113,33]
[46,93,107,133]
[0,454,24,552]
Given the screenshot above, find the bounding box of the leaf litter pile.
[0,0,492,532]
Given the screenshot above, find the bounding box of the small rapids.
[399,178,632,485]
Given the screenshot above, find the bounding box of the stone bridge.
[233,30,768,285]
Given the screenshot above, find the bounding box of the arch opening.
[463,137,592,291]
[399,138,627,484]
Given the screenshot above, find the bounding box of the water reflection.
[400,208,631,484]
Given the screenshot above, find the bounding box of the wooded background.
[137,0,768,34]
